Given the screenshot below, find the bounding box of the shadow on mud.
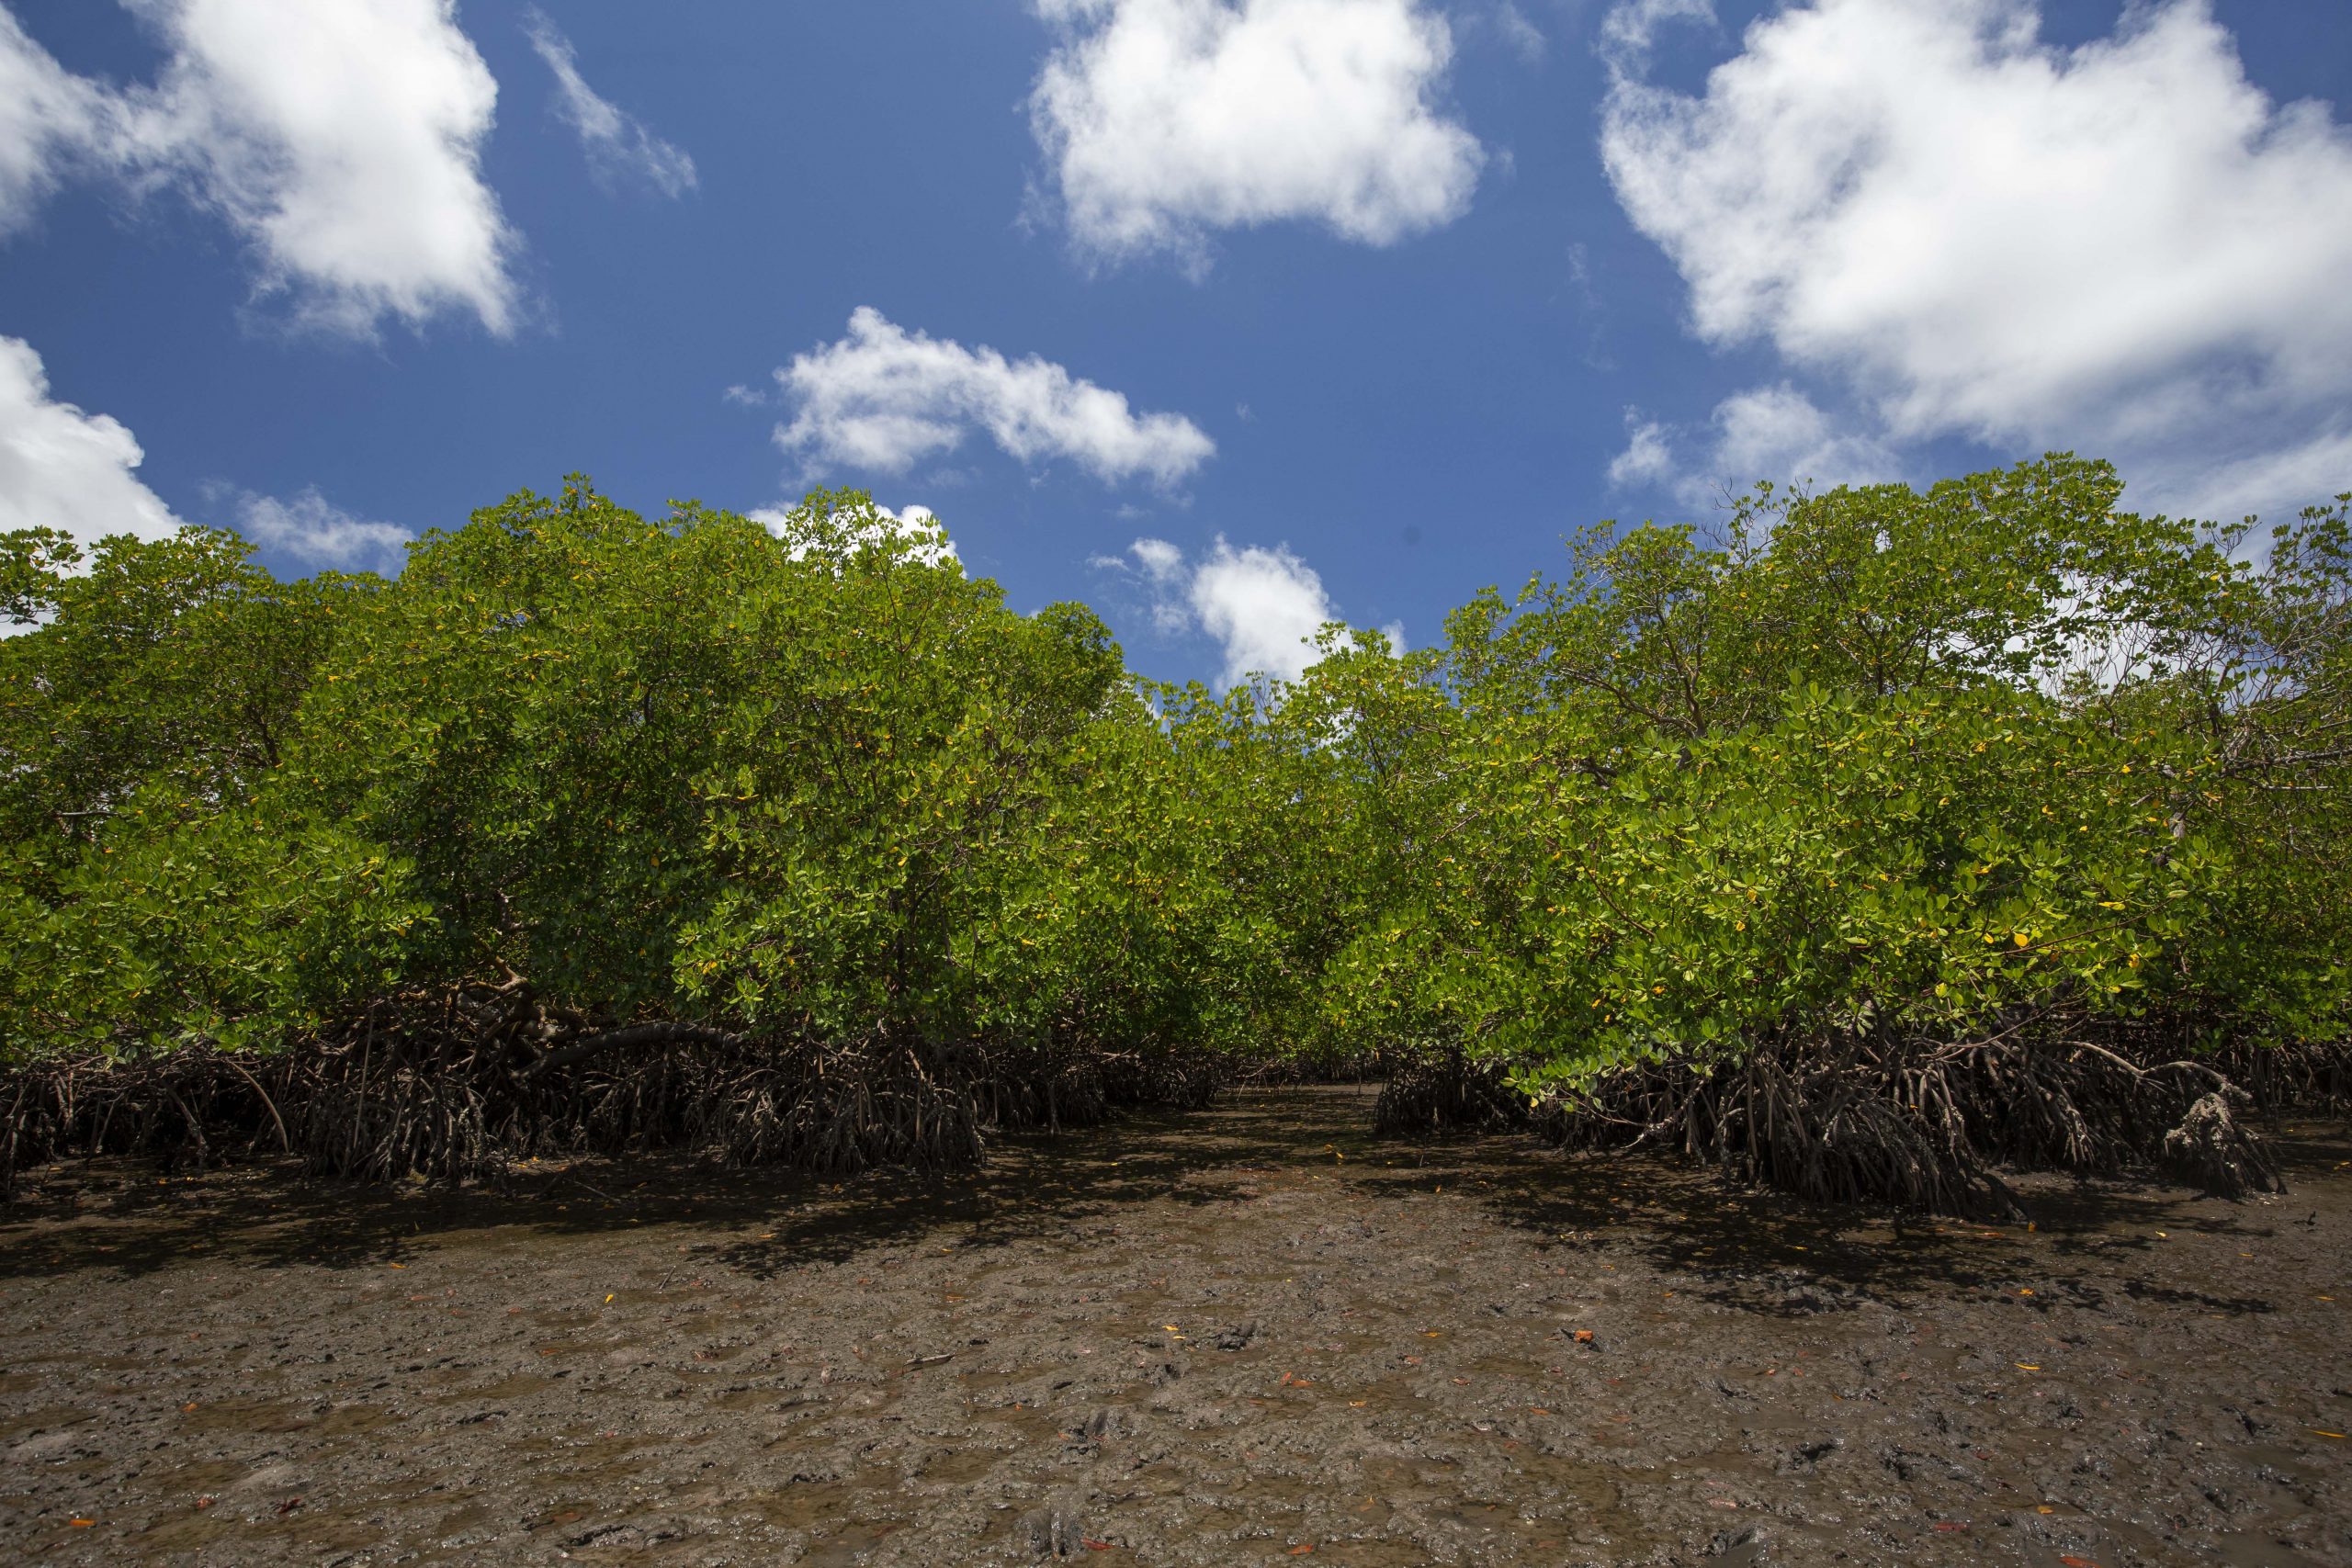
[3,1086,2341,1325]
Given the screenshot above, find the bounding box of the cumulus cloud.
[1126,536,1184,581]
[774,308,1215,487]
[1608,384,1902,505]
[1708,384,1900,493]
[0,0,519,337]
[224,484,410,568]
[1100,534,1351,685]
[0,335,183,551]
[521,8,696,198]
[1190,539,1338,684]
[1599,0,2352,521]
[1027,0,1484,269]
[1605,412,1675,491]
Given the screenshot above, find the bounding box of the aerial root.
[1377,1029,2333,1217]
[1372,1049,1531,1135]
[0,1004,1230,1195]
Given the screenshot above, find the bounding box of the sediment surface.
[2,1087,2346,1565]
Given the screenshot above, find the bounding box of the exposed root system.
[1378,1026,2341,1218]
[1373,1049,1532,1135]
[0,981,1230,1197]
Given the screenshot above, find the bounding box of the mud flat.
[1,1086,2346,1565]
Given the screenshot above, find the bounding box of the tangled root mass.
[1377,1028,2336,1218]
[0,981,1228,1196]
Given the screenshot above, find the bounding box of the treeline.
[2,458,2345,1212]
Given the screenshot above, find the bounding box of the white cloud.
[1708,383,1899,493]
[1594,0,1713,73]
[1126,535,1184,582]
[1491,4,1546,64]
[0,0,519,337]
[1189,538,1342,684]
[225,484,409,567]
[1608,384,1901,505]
[521,8,695,198]
[1605,411,1674,490]
[1028,0,1484,268]
[1102,533,1347,684]
[0,8,106,234]
[774,308,1215,487]
[1121,536,1192,631]
[2138,423,2352,526]
[0,335,182,551]
[1600,0,2352,522]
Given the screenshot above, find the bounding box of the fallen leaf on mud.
[1530,1407,1550,1415]
[1574,1329,1595,1344]
[1706,1499,1738,1509]
[1403,1356,1421,1365]
[388,1263,404,1269]
[195,1497,213,1510]
[2311,1429,2346,1438]
[2059,1557,2099,1567]
[1930,1521,1967,1532]
[182,1403,197,1412]
[1349,1401,1367,1408]
[1081,1539,1115,1551]
[2016,1363,2042,1371]
[1287,1547,1315,1556]
[69,1519,95,1528]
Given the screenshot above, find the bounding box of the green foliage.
[1306,457,2349,1095]
[1,457,2343,1112]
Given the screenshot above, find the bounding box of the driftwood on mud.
[1375,1021,2339,1219]
[0,977,1233,1197]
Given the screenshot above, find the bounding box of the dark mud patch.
[2,1089,2347,1565]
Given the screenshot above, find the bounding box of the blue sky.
[4,0,2349,685]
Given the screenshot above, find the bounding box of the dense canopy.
[3,457,2345,1211]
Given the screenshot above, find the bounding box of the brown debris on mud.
[4,1087,2348,1566]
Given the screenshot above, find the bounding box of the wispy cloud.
[222,484,410,569]
[521,8,697,198]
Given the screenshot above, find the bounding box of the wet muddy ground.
[2,1086,2347,1566]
